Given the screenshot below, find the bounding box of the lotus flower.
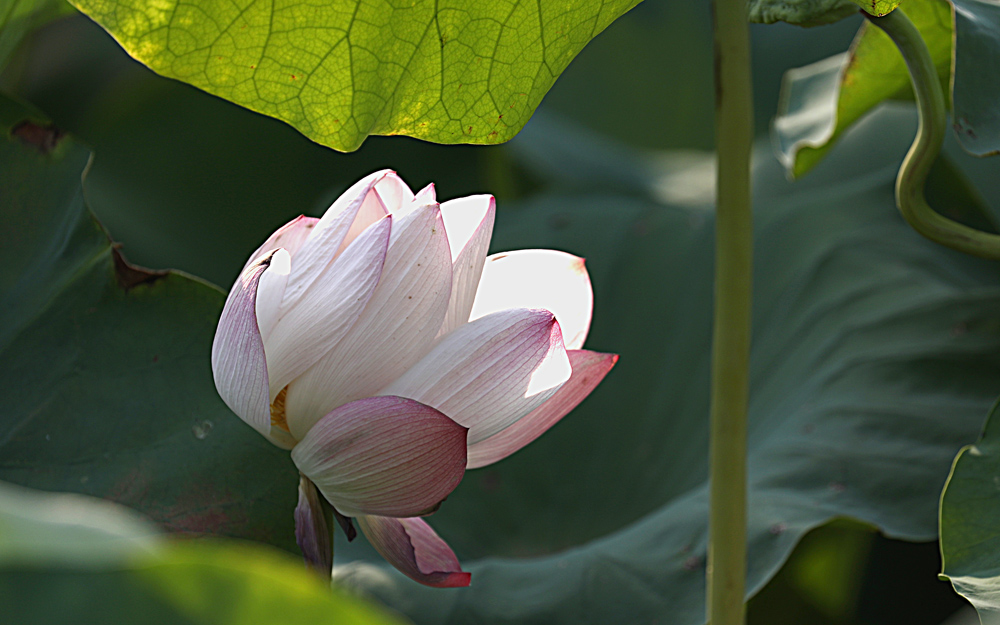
[212,170,617,587]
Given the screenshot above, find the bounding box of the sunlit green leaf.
[67,0,640,151]
[332,107,1000,624]
[0,101,300,552]
[850,0,901,17]
[774,0,952,178]
[940,400,1000,624]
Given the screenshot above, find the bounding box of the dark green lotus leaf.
[952,0,1000,156]
[940,400,1000,624]
[67,0,640,152]
[773,0,953,178]
[331,107,1000,624]
[0,108,300,552]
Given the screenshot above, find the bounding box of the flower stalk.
[867,8,1000,260]
[708,0,753,622]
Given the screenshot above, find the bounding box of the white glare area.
[647,150,717,207]
[470,250,593,350]
[374,172,415,214]
[772,52,848,170]
[524,336,572,398]
[440,195,492,262]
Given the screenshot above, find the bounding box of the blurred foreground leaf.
[0,481,405,625]
[940,400,1000,624]
[0,0,73,70]
[68,0,640,151]
[773,0,952,178]
[331,107,1000,623]
[0,102,300,551]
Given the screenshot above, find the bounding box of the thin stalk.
[708,0,753,622]
[867,8,1000,260]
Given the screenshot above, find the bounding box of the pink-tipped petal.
[295,475,332,576]
[339,180,390,255]
[282,173,389,308]
[262,217,391,399]
[211,250,280,437]
[414,183,436,205]
[381,308,572,445]
[355,514,471,588]
[467,350,618,469]
[438,195,496,336]
[470,250,594,351]
[374,172,415,214]
[242,215,319,274]
[284,205,453,439]
[291,396,468,518]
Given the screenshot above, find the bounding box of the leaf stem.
[708,0,753,622]
[867,8,1000,260]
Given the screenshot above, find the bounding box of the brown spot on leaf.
[113,246,168,291]
[11,121,64,155]
[683,556,702,571]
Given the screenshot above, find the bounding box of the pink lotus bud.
[211,171,616,586]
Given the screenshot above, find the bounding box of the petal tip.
[438,571,472,588]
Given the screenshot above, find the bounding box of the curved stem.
[867,8,1000,260]
[708,0,753,622]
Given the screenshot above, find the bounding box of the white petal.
[284,204,453,439]
[374,172,415,214]
[414,183,436,205]
[282,172,388,309]
[470,249,594,350]
[262,216,391,399]
[254,249,290,344]
[466,349,617,468]
[437,195,496,336]
[241,215,318,275]
[380,308,572,445]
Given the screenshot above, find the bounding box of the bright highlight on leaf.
[773,0,952,178]
[850,0,901,17]
[68,0,640,151]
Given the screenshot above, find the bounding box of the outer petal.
[380,308,572,445]
[374,172,415,214]
[283,172,389,309]
[284,204,452,439]
[291,396,467,518]
[437,195,496,336]
[470,249,594,351]
[467,350,618,469]
[414,183,436,205]
[263,217,391,399]
[242,215,318,274]
[211,250,279,437]
[355,514,470,588]
[295,475,332,576]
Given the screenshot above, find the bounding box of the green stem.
[867,8,1000,260]
[708,0,753,622]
